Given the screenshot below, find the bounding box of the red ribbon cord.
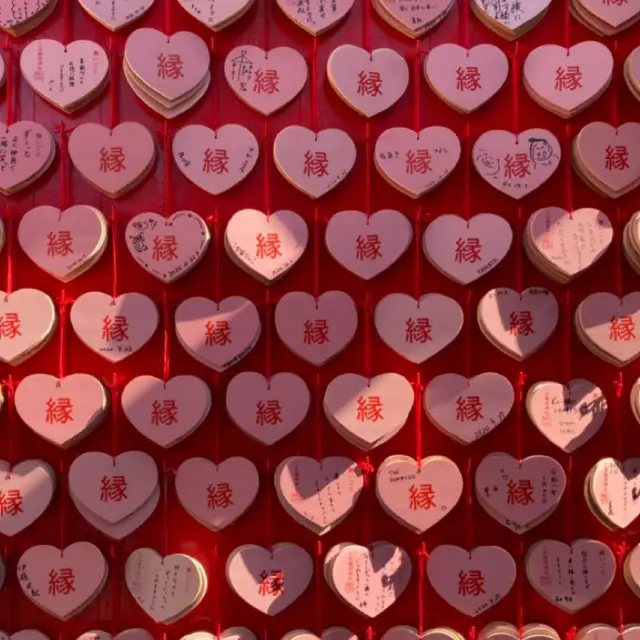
[465,458,473,549]
[413,42,421,132]
[111,373,120,457]
[314,373,323,459]
[417,543,428,634]
[413,207,421,299]
[566,455,573,541]
[313,208,320,302]
[4,45,14,126]
[108,37,118,129]
[163,122,172,217]
[264,290,272,382]
[363,293,372,379]
[162,290,171,381]
[515,372,526,462]
[414,374,423,463]
[111,207,119,299]
[5,205,14,293]
[59,124,70,210]
[263,121,271,216]
[58,293,67,378]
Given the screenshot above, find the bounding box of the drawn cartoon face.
[529,138,554,163]
[476,151,500,175]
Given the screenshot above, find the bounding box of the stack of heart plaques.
[623,211,640,274]
[123,29,210,118]
[625,47,640,101]
[470,0,551,39]
[1,0,58,36]
[623,543,640,598]
[68,452,159,538]
[570,0,640,36]
[479,624,560,640]
[524,207,613,283]
[371,0,454,38]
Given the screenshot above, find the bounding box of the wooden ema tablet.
[470,0,551,40]
[276,0,354,35]
[0,0,58,37]
[176,0,255,31]
[371,0,454,38]
[570,0,640,35]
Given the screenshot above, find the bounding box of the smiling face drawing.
[476,151,501,175]
[529,138,554,163]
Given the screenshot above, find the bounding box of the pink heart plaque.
[526,539,616,612]
[175,0,253,30]
[374,127,461,198]
[68,123,156,198]
[20,40,108,111]
[422,213,513,284]
[576,292,640,365]
[175,457,259,531]
[0,289,55,365]
[473,129,561,199]
[424,44,509,113]
[0,460,55,536]
[70,292,158,363]
[426,545,516,616]
[174,296,260,371]
[18,205,106,282]
[325,210,413,280]
[121,375,210,448]
[424,373,515,444]
[14,374,106,448]
[574,122,640,197]
[275,456,363,533]
[16,542,107,620]
[0,122,55,195]
[226,371,310,445]
[124,29,209,101]
[224,46,307,115]
[374,293,463,363]
[124,211,209,283]
[327,45,409,117]
[589,458,640,529]
[77,0,154,29]
[276,0,354,34]
[475,453,566,532]
[273,126,356,199]
[226,543,313,615]
[328,543,412,618]
[576,0,640,27]
[376,456,463,533]
[274,291,358,366]
[478,287,559,359]
[172,124,259,196]
[0,0,56,34]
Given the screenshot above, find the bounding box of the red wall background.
[1,0,640,637]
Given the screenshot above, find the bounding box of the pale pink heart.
[175,296,260,371]
[376,456,463,533]
[422,213,513,284]
[327,45,409,117]
[0,289,55,364]
[175,0,253,30]
[124,29,209,101]
[70,292,158,363]
[323,629,357,640]
[473,129,561,199]
[575,122,640,196]
[77,631,154,640]
[0,0,56,33]
[226,543,313,615]
[624,544,640,598]
[275,456,363,533]
[0,460,55,536]
[526,539,615,612]
[172,124,259,196]
[325,210,412,280]
[374,293,463,364]
[471,0,550,30]
[381,630,456,640]
[274,291,357,366]
[526,379,607,452]
[225,209,308,282]
[329,543,412,618]
[375,127,461,198]
[576,0,640,27]
[18,205,106,282]
[427,545,516,617]
[68,451,158,524]
[273,126,356,199]
[77,0,154,29]
[524,43,613,114]
[276,0,353,34]
[17,542,107,620]
[324,373,414,448]
[377,0,453,36]
[424,44,509,113]
[1,632,50,640]
[14,374,106,448]
[121,375,210,448]
[226,372,310,445]
[576,292,640,365]
[424,373,515,444]
[528,207,613,278]
[175,457,259,531]
[478,287,559,359]
[628,46,640,89]
[68,122,156,197]
[475,453,566,532]
[224,46,307,116]
[576,627,640,640]
[589,457,640,529]
[180,630,257,640]
[0,122,55,195]
[20,40,108,111]
[71,486,159,540]
[125,548,205,623]
[124,211,210,283]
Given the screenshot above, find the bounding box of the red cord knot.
[615,373,624,398]
[53,122,75,136]
[412,379,424,392]
[468,626,476,640]
[564,627,577,640]
[366,627,375,640]
[613,541,629,561]
[162,464,176,478]
[109,542,118,559]
[358,458,375,476]
[106,372,126,391]
[209,35,215,54]
[416,545,428,559]
[315,539,323,556]
[516,372,527,400]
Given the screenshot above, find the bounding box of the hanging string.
[5,205,13,293]
[59,124,70,210]
[364,122,372,218]
[615,540,627,633]
[515,372,526,463]
[463,290,472,377]
[313,208,320,303]
[162,290,171,382]
[264,290,272,383]
[363,293,372,379]
[314,539,323,635]
[515,207,523,291]
[213,372,221,463]
[62,0,72,45]
[210,38,219,131]
[516,539,525,632]
[5,376,15,465]
[164,0,172,34]
[616,207,623,297]
[611,41,619,128]
[314,373,323,459]
[58,292,67,378]
[512,43,520,135]
[564,124,574,218]
[310,39,319,132]
[563,0,571,47]
[413,41,421,132]
[4,45,14,126]
[563,292,571,382]
[111,206,119,299]
[362,0,371,51]
[263,121,271,217]
[464,457,473,549]
[417,542,428,634]
[107,37,118,129]
[111,373,120,458]
[58,459,68,550]
[263,0,271,49]
[163,122,172,218]
[161,463,170,555]
[264,459,274,549]
[459,0,470,48]
[566,455,574,541]
[413,207,422,299]
[213,210,221,303]
[615,374,624,462]
[414,373,423,465]
[463,123,471,220]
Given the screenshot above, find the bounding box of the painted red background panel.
[0,0,639,637]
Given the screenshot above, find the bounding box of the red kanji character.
[609,316,636,341]
[356,71,383,96]
[457,570,485,596]
[456,66,482,91]
[152,235,178,261]
[256,400,283,426]
[157,53,184,79]
[99,475,128,502]
[554,65,583,91]
[99,146,126,173]
[454,237,482,263]
[408,484,436,510]
[150,399,179,426]
[405,318,432,343]
[0,313,21,339]
[605,145,630,171]
[48,568,76,596]
[303,151,329,177]
[355,234,382,260]
[506,479,535,505]
[258,570,285,596]
[202,148,229,174]
[503,153,531,179]
[253,69,280,94]
[455,396,483,421]
[303,319,329,345]
[0,489,23,516]
[204,320,232,346]
[206,482,234,509]
[509,311,534,336]
[256,233,282,259]
[46,231,74,257]
[405,149,432,175]
[356,396,384,422]
[102,316,129,342]
[45,398,74,425]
